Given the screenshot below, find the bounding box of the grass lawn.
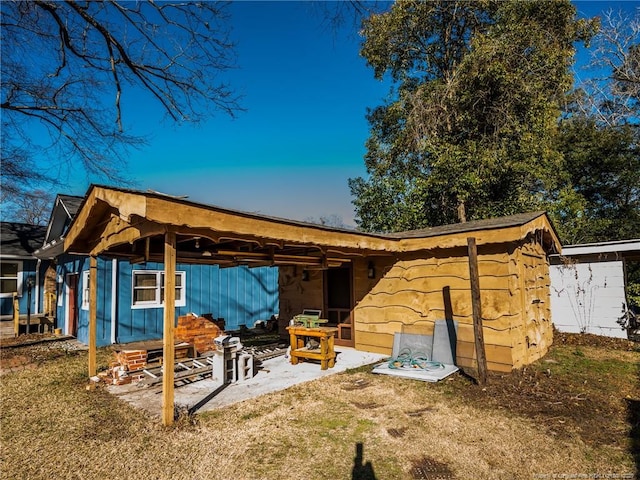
[0,332,638,480]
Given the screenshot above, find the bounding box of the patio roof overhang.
[63,185,396,268]
[64,185,561,264]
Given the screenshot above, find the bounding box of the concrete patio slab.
[106,347,388,416]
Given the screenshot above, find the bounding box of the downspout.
[34,259,41,315]
[111,259,117,344]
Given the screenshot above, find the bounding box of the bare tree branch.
[574,8,640,126]
[1,0,241,204]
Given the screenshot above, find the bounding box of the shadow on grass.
[352,442,376,480]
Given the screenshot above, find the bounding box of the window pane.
[0,263,18,277]
[0,279,18,293]
[160,273,181,286]
[134,274,157,287]
[134,289,156,303]
[160,287,182,303]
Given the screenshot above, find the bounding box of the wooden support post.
[13,293,19,337]
[162,231,177,426]
[467,237,488,385]
[88,255,98,379]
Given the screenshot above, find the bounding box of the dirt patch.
[0,336,87,374]
[445,331,640,455]
[410,456,455,480]
[0,332,58,347]
[554,330,638,351]
[387,427,407,438]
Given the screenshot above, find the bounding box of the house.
[35,194,279,346]
[549,239,640,338]
[64,185,562,373]
[0,222,48,321]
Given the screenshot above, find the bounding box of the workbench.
[286,326,338,370]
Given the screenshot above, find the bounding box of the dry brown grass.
[0,337,637,480]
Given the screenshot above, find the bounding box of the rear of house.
[62,186,561,373]
[54,254,278,346]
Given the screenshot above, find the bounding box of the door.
[67,274,79,337]
[325,266,354,347]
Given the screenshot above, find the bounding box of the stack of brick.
[175,314,223,355]
[117,349,147,372]
[99,349,148,385]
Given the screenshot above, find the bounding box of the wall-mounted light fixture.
[302,270,309,281]
[367,261,375,279]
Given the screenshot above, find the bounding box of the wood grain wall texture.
[352,238,552,372]
[277,235,553,372]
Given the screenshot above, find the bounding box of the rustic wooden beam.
[88,255,98,380]
[12,293,19,337]
[162,231,177,426]
[467,237,488,385]
[86,216,165,257]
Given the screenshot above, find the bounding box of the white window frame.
[131,270,186,309]
[0,260,23,298]
[81,270,90,310]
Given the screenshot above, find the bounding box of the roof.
[387,211,555,239]
[63,185,561,264]
[551,238,640,262]
[36,194,86,259]
[57,194,84,218]
[0,222,48,258]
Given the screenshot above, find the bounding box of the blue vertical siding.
[57,255,279,345]
[115,262,279,343]
[0,259,48,316]
[56,255,112,346]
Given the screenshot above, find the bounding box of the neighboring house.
[64,185,564,372]
[549,239,640,339]
[35,194,279,346]
[0,222,48,319]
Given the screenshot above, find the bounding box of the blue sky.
[66,0,637,226]
[71,1,391,225]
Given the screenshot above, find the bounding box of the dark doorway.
[67,273,79,337]
[325,265,354,347]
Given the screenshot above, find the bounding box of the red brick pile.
[99,349,148,385]
[175,314,223,355]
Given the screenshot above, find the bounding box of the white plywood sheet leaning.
[372,320,459,382]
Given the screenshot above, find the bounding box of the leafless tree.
[1,0,240,203]
[311,0,387,37]
[4,190,54,226]
[304,214,351,229]
[575,8,639,126]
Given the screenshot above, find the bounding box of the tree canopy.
[1,0,240,202]
[350,0,598,233]
[550,8,640,245]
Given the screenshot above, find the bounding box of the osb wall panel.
[353,245,523,371]
[278,266,324,335]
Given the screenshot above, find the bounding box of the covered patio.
[63,185,395,425]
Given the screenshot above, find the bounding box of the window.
[0,261,22,297]
[132,270,185,308]
[81,270,90,310]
